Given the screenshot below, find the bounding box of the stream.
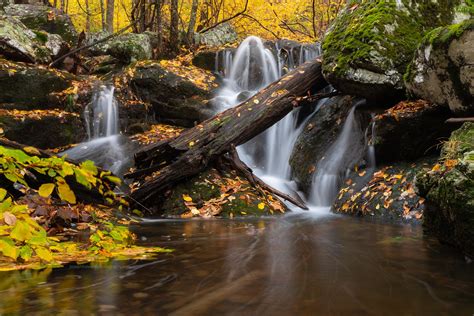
[2,37,471,315]
[1,215,474,315]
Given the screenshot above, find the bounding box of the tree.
[169,0,180,52]
[186,0,199,45]
[106,0,114,32]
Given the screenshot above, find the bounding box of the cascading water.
[62,85,132,175]
[308,104,366,206]
[214,36,325,201]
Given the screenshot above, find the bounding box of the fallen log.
[445,117,474,124]
[126,59,328,209]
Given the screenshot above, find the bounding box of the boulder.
[0,59,74,107]
[195,23,238,46]
[0,14,39,63]
[160,168,287,218]
[416,123,474,257]
[405,20,474,115]
[322,1,470,102]
[333,158,432,223]
[86,32,153,63]
[289,95,365,192]
[192,50,217,72]
[0,108,85,148]
[5,4,77,43]
[118,60,213,127]
[373,100,456,163]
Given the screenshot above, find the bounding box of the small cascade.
[62,85,132,176]
[309,104,366,206]
[367,114,377,169]
[84,85,119,139]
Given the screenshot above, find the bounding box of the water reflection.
[1,216,473,315]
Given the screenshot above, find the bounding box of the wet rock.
[192,50,217,72]
[322,1,470,102]
[332,158,432,223]
[160,168,287,218]
[195,23,237,46]
[289,95,363,192]
[416,123,474,257]
[43,32,69,59]
[405,20,474,115]
[119,60,213,127]
[373,100,456,163]
[0,14,40,63]
[0,109,85,148]
[0,59,74,108]
[85,32,153,63]
[5,4,77,43]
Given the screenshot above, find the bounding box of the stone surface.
[322,1,470,102]
[0,14,39,63]
[195,23,238,46]
[332,158,432,223]
[160,168,287,218]
[86,32,153,63]
[289,95,367,192]
[373,100,456,163]
[0,109,85,148]
[416,123,474,257]
[5,4,77,43]
[0,59,74,107]
[118,61,213,127]
[405,20,474,115]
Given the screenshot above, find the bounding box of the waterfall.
[214,36,323,198]
[62,85,132,176]
[308,104,366,206]
[84,85,119,139]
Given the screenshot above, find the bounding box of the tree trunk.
[155,0,163,50]
[106,0,114,33]
[99,0,106,31]
[126,59,328,209]
[85,0,91,32]
[169,0,180,52]
[186,0,199,45]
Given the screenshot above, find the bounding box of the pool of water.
[1,213,473,315]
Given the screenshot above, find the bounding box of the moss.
[32,30,48,43]
[424,19,474,47]
[323,0,461,79]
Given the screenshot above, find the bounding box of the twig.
[445,117,474,124]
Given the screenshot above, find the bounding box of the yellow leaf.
[57,181,76,204]
[258,203,265,210]
[35,247,53,262]
[38,183,55,198]
[182,194,193,202]
[0,188,7,201]
[189,141,195,147]
[23,146,41,156]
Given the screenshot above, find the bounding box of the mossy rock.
[118,61,214,127]
[0,59,74,108]
[0,14,41,63]
[5,4,77,43]
[405,20,474,115]
[322,0,467,102]
[0,109,85,149]
[85,32,152,63]
[416,123,474,257]
[160,168,287,218]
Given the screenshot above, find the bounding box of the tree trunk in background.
[84,0,90,32]
[196,0,210,32]
[106,0,114,32]
[169,0,179,52]
[155,0,163,50]
[126,59,329,209]
[186,0,199,45]
[99,0,106,31]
